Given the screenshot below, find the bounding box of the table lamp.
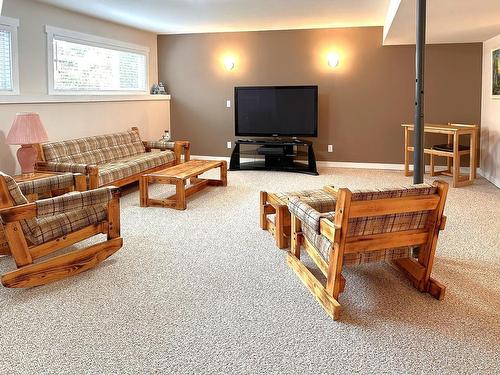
[6,112,49,176]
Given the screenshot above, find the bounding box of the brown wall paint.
[158,27,482,163]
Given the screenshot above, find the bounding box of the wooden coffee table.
[139,160,227,210]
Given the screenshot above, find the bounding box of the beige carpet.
[0,168,499,374]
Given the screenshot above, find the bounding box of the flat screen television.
[235,85,318,137]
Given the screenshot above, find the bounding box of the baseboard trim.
[190,155,498,187]
[477,168,500,188]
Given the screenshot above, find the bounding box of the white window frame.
[0,16,20,96]
[45,25,150,96]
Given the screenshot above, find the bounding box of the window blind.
[0,29,13,92]
[52,38,147,92]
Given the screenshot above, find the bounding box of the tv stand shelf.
[229,139,318,175]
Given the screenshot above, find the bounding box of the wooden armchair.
[287,181,448,320]
[0,172,123,288]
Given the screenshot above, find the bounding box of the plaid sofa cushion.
[143,141,175,150]
[28,205,108,245]
[42,130,145,164]
[98,151,175,186]
[18,173,75,196]
[288,197,335,233]
[302,225,414,266]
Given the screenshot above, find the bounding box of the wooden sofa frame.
[35,127,190,190]
[288,180,448,320]
[0,176,123,288]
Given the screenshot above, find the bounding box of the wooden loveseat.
[35,127,190,189]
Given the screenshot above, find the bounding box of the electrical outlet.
[227,141,232,149]
[226,100,231,108]
[328,144,333,152]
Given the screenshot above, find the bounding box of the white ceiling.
[35,0,500,44]
[36,0,391,34]
[384,0,500,45]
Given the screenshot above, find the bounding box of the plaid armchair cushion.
[350,183,436,201]
[28,205,108,245]
[42,130,145,164]
[35,188,112,217]
[23,188,112,245]
[98,151,174,186]
[288,197,335,234]
[0,172,38,237]
[296,183,437,265]
[18,173,75,196]
[274,188,336,211]
[302,225,414,266]
[347,184,436,237]
[143,140,175,150]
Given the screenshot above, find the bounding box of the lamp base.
[17,144,38,176]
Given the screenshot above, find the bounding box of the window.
[0,16,19,95]
[46,26,149,95]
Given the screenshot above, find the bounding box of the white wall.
[0,0,171,175]
[2,0,158,96]
[481,34,500,187]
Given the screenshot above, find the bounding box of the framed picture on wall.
[493,47,500,98]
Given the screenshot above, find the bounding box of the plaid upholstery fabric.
[1,172,110,246]
[274,189,336,212]
[0,172,38,239]
[37,162,88,174]
[350,183,436,201]
[41,130,145,164]
[143,141,175,150]
[302,225,414,265]
[98,151,174,186]
[18,173,75,196]
[0,172,29,206]
[347,184,436,237]
[35,188,112,217]
[288,197,335,233]
[296,184,437,265]
[28,205,108,245]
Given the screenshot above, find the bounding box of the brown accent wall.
[158,27,482,163]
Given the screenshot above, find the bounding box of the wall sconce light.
[327,52,340,68]
[224,56,235,71]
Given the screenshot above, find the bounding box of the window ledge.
[0,94,171,105]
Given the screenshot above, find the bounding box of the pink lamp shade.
[6,113,49,176]
[6,112,49,145]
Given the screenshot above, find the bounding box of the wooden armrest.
[0,203,37,222]
[320,218,341,242]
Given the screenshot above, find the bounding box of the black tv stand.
[229,138,318,175]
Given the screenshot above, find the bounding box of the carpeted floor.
[1,168,499,374]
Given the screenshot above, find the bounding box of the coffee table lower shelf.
[139,160,227,210]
